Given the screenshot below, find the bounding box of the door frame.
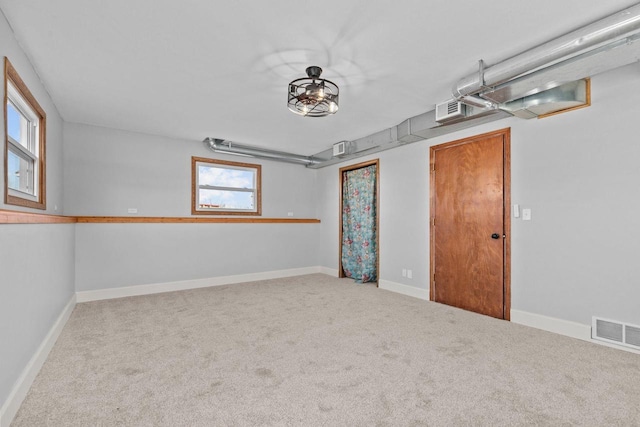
[429,128,511,320]
[339,159,380,286]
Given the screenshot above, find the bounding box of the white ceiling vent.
[435,100,466,123]
[592,317,640,350]
[332,141,346,157]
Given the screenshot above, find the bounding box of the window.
[192,157,261,215]
[4,58,46,210]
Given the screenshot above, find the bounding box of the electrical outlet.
[402,269,407,277]
[407,270,413,279]
[127,208,138,214]
[287,212,294,217]
[522,208,532,221]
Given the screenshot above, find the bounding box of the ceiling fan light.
[287,66,339,117]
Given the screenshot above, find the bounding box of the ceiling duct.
[307,4,640,168]
[203,138,320,166]
[306,108,511,169]
[452,3,640,101]
[481,33,640,105]
[202,5,640,169]
[500,79,589,119]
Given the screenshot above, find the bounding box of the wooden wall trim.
[0,210,320,224]
[75,217,320,224]
[503,131,512,321]
[0,209,76,224]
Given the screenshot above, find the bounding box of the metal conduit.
[204,137,320,166]
[203,5,640,168]
[453,3,640,99]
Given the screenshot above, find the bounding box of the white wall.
[316,143,431,285]
[63,123,318,218]
[317,63,640,327]
[64,123,320,291]
[510,64,640,327]
[74,223,319,291]
[0,12,75,414]
[0,224,75,405]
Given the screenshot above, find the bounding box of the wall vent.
[435,100,466,122]
[592,317,640,350]
[332,141,346,157]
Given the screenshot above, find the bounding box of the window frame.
[4,58,47,210]
[191,156,262,216]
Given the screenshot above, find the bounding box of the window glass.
[198,189,255,210]
[4,58,46,209]
[6,101,23,143]
[192,157,261,215]
[7,149,32,192]
[198,166,254,189]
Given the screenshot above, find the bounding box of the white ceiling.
[1,1,638,155]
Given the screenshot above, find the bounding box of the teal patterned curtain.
[341,164,377,283]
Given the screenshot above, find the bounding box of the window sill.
[6,194,46,210]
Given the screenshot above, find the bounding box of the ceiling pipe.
[458,94,497,109]
[308,4,640,168]
[481,33,640,104]
[205,5,640,169]
[453,3,640,100]
[203,137,321,167]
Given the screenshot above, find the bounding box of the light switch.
[522,208,532,221]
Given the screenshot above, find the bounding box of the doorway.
[339,159,380,284]
[430,129,510,319]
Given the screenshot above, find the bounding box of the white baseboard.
[378,279,430,301]
[76,266,323,303]
[511,309,640,354]
[0,294,76,427]
[319,266,339,277]
[510,309,592,341]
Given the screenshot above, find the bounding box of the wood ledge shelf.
[0,210,320,224]
[0,209,76,224]
[76,217,320,224]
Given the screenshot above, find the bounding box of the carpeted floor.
[12,274,640,426]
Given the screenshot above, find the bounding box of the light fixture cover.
[288,66,339,117]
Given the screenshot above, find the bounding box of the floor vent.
[592,317,640,350]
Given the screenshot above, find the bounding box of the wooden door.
[430,129,510,319]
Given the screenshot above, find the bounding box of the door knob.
[491,233,500,239]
